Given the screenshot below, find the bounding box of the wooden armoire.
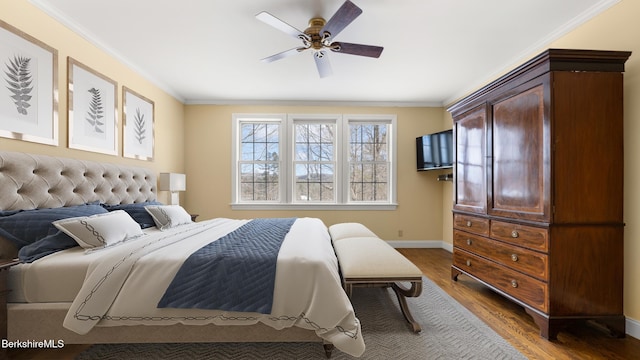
[447,49,631,340]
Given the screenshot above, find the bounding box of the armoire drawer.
[454,230,548,281]
[453,214,489,236]
[491,220,548,252]
[453,249,548,312]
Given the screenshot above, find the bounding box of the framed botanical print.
[123,86,154,160]
[0,20,58,145]
[67,57,118,155]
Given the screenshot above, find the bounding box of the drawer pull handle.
[466,221,472,227]
[466,238,472,245]
[511,230,519,238]
[466,260,471,267]
[511,280,518,288]
[511,254,519,262]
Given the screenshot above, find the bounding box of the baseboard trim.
[385,239,639,341]
[386,240,440,248]
[386,240,453,252]
[627,316,640,340]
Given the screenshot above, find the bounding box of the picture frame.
[123,86,154,161]
[0,20,58,145]
[67,57,118,155]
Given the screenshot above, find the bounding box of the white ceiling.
[31,0,617,106]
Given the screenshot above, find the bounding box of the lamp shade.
[159,173,186,192]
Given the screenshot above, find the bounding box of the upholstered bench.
[329,223,423,332]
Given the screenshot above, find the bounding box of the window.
[293,120,335,202]
[348,122,389,202]
[232,113,396,210]
[239,122,280,201]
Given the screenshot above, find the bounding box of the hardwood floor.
[8,248,640,359]
[398,248,640,360]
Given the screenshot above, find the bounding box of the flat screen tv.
[416,129,453,171]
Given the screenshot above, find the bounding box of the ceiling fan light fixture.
[256,0,383,77]
[304,18,327,50]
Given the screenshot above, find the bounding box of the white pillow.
[144,205,192,231]
[53,210,145,250]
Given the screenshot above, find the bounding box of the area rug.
[77,277,526,359]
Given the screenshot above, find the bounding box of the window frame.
[288,114,341,204]
[231,113,397,210]
[343,115,396,205]
[232,113,287,205]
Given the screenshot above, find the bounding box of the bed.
[0,151,364,358]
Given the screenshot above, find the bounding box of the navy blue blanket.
[157,218,296,314]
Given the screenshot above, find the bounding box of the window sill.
[231,203,398,211]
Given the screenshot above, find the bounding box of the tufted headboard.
[0,151,157,211]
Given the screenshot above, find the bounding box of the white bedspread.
[63,217,365,357]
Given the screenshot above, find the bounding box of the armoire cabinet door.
[453,105,487,214]
[488,82,550,221]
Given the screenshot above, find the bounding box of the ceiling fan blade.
[320,0,363,40]
[314,51,333,78]
[256,11,309,41]
[261,47,307,63]
[330,42,383,58]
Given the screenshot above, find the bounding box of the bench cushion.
[328,223,378,242]
[333,237,422,279]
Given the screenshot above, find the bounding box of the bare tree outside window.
[294,123,335,202]
[239,123,280,201]
[349,123,389,202]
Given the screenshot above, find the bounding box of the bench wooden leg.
[343,278,423,333]
[323,343,334,358]
[391,281,422,333]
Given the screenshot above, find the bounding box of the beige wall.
[184,105,449,241]
[440,0,640,326]
[0,1,185,205]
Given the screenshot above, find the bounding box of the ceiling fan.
[256,0,383,78]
